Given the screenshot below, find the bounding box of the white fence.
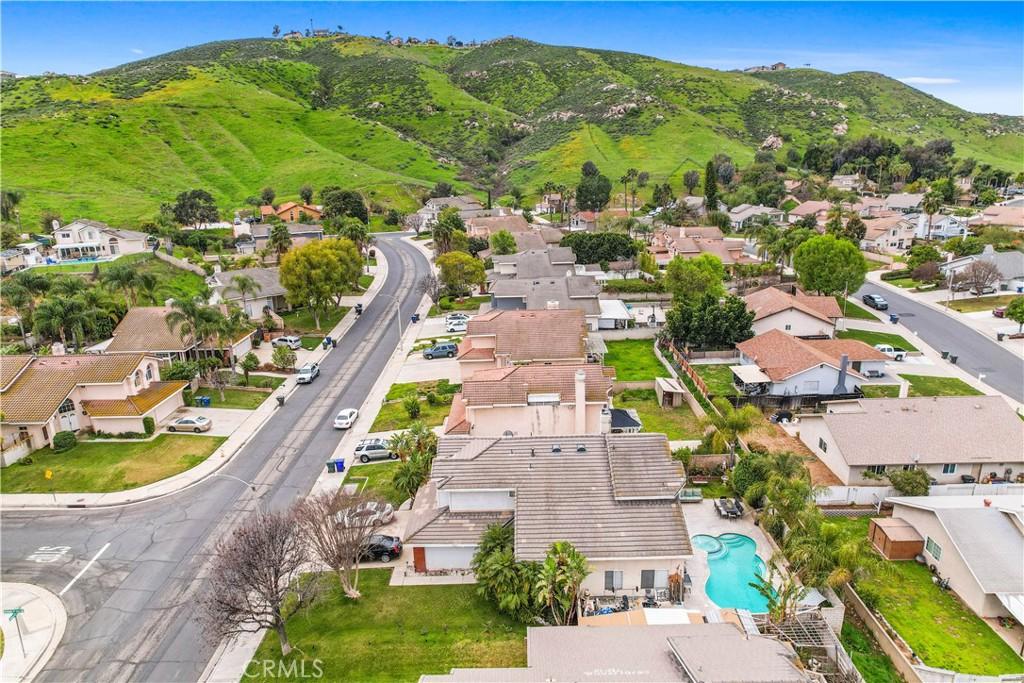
[816,483,1024,507]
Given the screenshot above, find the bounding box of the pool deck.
[682,500,777,614]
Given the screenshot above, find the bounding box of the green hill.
[2,35,1021,227]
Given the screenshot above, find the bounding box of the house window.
[802,380,819,393]
[641,570,669,589]
[866,465,886,475]
[784,324,792,331]
[818,438,828,453]
[133,369,143,387]
[145,364,154,381]
[58,398,75,414]
[902,464,916,471]
[925,536,942,560]
[604,571,623,592]
[942,464,956,474]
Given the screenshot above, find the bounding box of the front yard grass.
[858,562,1024,676]
[299,336,323,351]
[347,461,404,507]
[837,328,919,352]
[604,339,664,381]
[860,384,901,398]
[614,389,703,440]
[384,379,461,401]
[942,294,1022,314]
[218,371,284,390]
[691,363,738,397]
[428,295,490,317]
[281,306,349,334]
[250,569,526,682]
[369,384,454,432]
[900,374,982,397]
[0,434,225,493]
[194,387,271,409]
[836,296,881,321]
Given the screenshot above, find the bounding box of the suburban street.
[857,282,1024,402]
[0,234,431,682]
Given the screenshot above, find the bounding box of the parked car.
[444,313,470,324]
[271,335,302,350]
[970,285,996,296]
[422,342,458,359]
[336,501,395,528]
[359,534,402,563]
[862,294,888,310]
[993,306,1007,318]
[354,438,397,463]
[769,410,793,424]
[295,362,320,384]
[873,344,907,361]
[333,408,359,429]
[445,319,468,333]
[168,415,212,433]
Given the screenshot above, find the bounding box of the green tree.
[576,162,612,212]
[299,184,314,205]
[922,192,943,239]
[945,235,984,258]
[225,274,262,317]
[665,253,725,303]
[334,217,371,256]
[436,251,485,295]
[166,189,219,228]
[886,468,931,496]
[785,516,877,589]
[279,241,341,331]
[534,541,589,625]
[322,237,363,301]
[664,294,754,350]
[489,229,517,255]
[1006,296,1024,332]
[392,457,427,506]
[268,223,293,260]
[239,352,260,386]
[559,232,638,263]
[703,160,718,210]
[260,187,276,206]
[322,189,368,224]
[271,345,297,371]
[1,189,25,223]
[432,206,464,255]
[402,395,421,419]
[793,234,867,295]
[702,398,761,458]
[683,170,700,195]
[101,262,142,306]
[165,295,219,351]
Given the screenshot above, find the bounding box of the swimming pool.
[692,533,770,613]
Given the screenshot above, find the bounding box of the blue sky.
[3,2,1022,114]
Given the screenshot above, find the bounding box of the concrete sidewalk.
[0,583,66,682]
[0,253,391,511]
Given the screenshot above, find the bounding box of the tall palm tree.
[626,168,639,212]
[534,541,589,625]
[4,283,32,345]
[137,273,159,305]
[33,297,90,349]
[49,275,88,299]
[267,223,292,260]
[618,174,630,211]
[165,296,208,354]
[102,262,141,306]
[702,398,762,459]
[751,221,780,262]
[785,515,878,588]
[225,274,261,318]
[922,192,943,240]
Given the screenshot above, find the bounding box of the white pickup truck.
[874,344,907,361]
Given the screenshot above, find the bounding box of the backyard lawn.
[0,434,224,493]
[860,385,900,398]
[837,328,919,352]
[249,569,526,682]
[841,615,902,683]
[614,389,703,440]
[691,363,738,397]
[836,297,881,321]
[281,306,350,334]
[900,374,982,397]
[942,294,1022,314]
[858,562,1024,676]
[604,340,664,381]
[428,295,490,317]
[194,387,271,409]
[347,461,404,507]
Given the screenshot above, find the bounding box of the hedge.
[603,278,665,294]
[881,268,913,281]
[53,431,77,453]
[143,416,156,435]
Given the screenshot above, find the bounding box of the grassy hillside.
[2,35,1021,228]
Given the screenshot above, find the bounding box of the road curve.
[0,234,431,682]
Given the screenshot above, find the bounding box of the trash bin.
[941,350,950,359]
[322,338,330,350]
[949,354,959,365]
[276,395,285,407]
[889,313,900,324]
[998,332,1006,342]
[331,338,337,348]
[411,313,420,323]
[326,460,337,474]
[334,458,345,473]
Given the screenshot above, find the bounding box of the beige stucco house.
[456,309,592,380]
[744,288,843,338]
[52,219,149,262]
[0,354,186,464]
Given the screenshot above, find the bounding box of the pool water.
[692,533,770,613]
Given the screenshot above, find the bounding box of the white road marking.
[58,542,110,596]
[26,546,71,563]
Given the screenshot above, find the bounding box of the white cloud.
[898,77,959,85]
[130,48,144,55]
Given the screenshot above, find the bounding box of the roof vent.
[551,444,561,453]
[576,443,587,453]
[530,448,535,457]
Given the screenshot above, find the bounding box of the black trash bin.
[941,350,950,359]
[997,333,1005,342]
[276,395,285,407]
[949,354,959,365]
[331,338,337,348]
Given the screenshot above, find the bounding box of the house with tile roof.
[0,354,186,462]
[103,306,253,361]
[443,365,616,436]
[258,202,322,223]
[744,287,843,338]
[237,223,323,257]
[733,329,887,398]
[976,204,1024,230]
[208,268,290,319]
[51,219,149,262]
[795,396,1024,487]
[859,214,916,253]
[883,193,925,214]
[488,247,576,282]
[404,433,691,596]
[726,204,784,230]
[465,214,531,238]
[489,275,607,329]
[569,211,598,232]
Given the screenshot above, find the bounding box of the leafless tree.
[294,491,381,599]
[198,507,318,656]
[417,273,443,304]
[955,260,1002,296]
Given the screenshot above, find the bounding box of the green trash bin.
[326,461,337,474]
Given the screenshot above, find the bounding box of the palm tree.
[165,296,209,354]
[784,515,878,588]
[137,273,159,305]
[750,562,808,624]
[387,430,416,462]
[392,457,427,506]
[626,168,639,212]
[702,398,762,459]
[50,276,88,299]
[922,192,943,240]
[236,255,258,269]
[225,274,262,318]
[33,297,90,349]
[751,221,781,262]
[102,262,141,306]
[619,174,630,210]
[268,223,292,260]
[533,541,589,625]
[4,283,32,345]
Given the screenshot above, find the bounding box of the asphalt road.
[0,234,431,682]
[857,282,1024,402]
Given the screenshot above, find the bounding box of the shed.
[868,517,924,560]
[655,377,687,408]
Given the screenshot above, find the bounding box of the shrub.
[53,431,77,453]
[402,396,421,419]
[183,389,195,407]
[887,468,931,496]
[672,448,693,470]
[602,278,665,294]
[425,391,439,406]
[880,268,913,281]
[271,345,297,371]
[16,456,34,466]
[143,416,156,435]
[746,441,769,455]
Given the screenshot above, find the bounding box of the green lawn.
[691,363,738,397]
[358,273,374,289]
[384,379,461,401]
[863,259,890,273]
[836,297,881,321]
[300,336,323,351]
[428,295,490,317]
[837,328,919,352]
[696,481,732,498]
[885,277,920,289]
[369,397,453,432]
[604,340,664,381]
[194,387,271,409]
[942,294,1022,313]
[900,374,982,397]
[29,253,208,302]
[250,569,526,682]
[859,562,1024,676]
[0,434,224,493]
[861,385,901,398]
[614,389,703,440]
[347,461,404,506]
[281,306,350,334]
[841,616,902,683]
[217,371,284,389]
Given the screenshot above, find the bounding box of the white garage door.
[425,546,477,571]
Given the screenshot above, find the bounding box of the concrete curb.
[0,582,67,682]
[0,254,392,511]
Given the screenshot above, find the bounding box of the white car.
[445,312,470,323]
[334,408,359,429]
[445,319,468,333]
[168,415,212,433]
[335,501,395,528]
[295,362,320,384]
[874,344,907,361]
[271,335,302,350]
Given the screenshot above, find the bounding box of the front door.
[413,547,427,573]
[57,398,79,431]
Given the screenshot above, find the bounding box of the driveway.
[397,355,461,383]
[164,407,254,437]
[857,282,1024,402]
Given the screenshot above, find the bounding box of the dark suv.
[862,293,889,310]
[360,534,402,563]
[422,342,458,359]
